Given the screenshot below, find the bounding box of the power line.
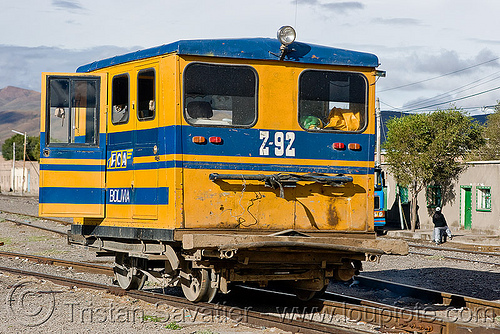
[400,71,500,110]
[378,57,500,92]
[406,85,500,112]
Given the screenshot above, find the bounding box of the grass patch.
[142,315,166,322]
[165,322,182,330]
[28,236,51,242]
[0,237,13,246]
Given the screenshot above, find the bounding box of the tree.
[383,107,484,231]
[469,101,500,161]
[1,134,40,161]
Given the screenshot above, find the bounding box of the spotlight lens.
[277,26,296,46]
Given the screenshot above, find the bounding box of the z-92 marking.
[259,131,296,157]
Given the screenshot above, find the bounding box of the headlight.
[277,26,296,46]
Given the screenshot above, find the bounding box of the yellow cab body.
[39,38,378,235]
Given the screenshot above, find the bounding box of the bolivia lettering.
[109,188,131,203]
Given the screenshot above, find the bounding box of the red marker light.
[192,136,206,144]
[333,142,346,150]
[209,136,222,144]
[348,143,361,151]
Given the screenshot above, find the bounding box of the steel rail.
[2,249,499,320]
[409,243,500,257]
[409,250,500,266]
[0,265,365,334]
[0,209,72,225]
[0,256,500,334]
[355,275,500,316]
[0,217,68,236]
[0,250,113,276]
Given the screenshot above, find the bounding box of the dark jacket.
[432,212,447,227]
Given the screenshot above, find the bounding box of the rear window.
[183,63,257,127]
[299,70,367,132]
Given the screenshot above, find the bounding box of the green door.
[462,186,472,230]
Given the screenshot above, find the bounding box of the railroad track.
[407,243,500,267]
[0,251,498,333]
[0,209,71,226]
[0,250,113,276]
[0,264,367,334]
[409,243,500,257]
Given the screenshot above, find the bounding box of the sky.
[1,0,500,114]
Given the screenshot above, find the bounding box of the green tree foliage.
[383,107,484,231]
[469,102,500,161]
[1,134,40,161]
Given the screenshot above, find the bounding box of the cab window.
[46,76,99,145]
[111,74,129,124]
[299,70,367,132]
[137,69,155,121]
[183,63,257,127]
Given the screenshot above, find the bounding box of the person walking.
[432,207,452,245]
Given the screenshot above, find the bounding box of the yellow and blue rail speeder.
[39,26,407,302]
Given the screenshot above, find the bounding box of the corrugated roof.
[76,38,379,72]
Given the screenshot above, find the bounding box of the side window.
[299,70,367,132]
[112,75,129,124]
[138,69,155,121]
[374,195,381,210]
[183,63,257,127]
[426,185,442,208]
[47,77,99,145]
[476,186,491,212]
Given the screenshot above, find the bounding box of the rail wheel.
[294,285,327,301]
[180,267,217,302]
[114,253,146,290]
[294,289,317,301]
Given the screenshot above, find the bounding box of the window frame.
[45,75,100,147]
[111,73,130,125]
[476,186,492,212]
[182,62,258,128]
[397,185,409,204]
[137,68,156,122]
[297,69,369,133]
[426,185,442,208]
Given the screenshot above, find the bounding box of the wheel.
[293,284,328,301]
[294,289,317,301]
[114,253,146,290]
[180,267,217,303]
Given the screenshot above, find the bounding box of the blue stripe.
[135,187,169,205]
[106,125,374,161]
[41,164,104,172]
[43,126,374,163]
[40,187,104,204]
[106,187,169,205]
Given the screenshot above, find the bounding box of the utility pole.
[12,130,27,195]
[11,142,15,191]
[375,98,381,168]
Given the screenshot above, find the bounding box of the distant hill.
[0,86,40,145]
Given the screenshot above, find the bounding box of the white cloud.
[0,45,137,91]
